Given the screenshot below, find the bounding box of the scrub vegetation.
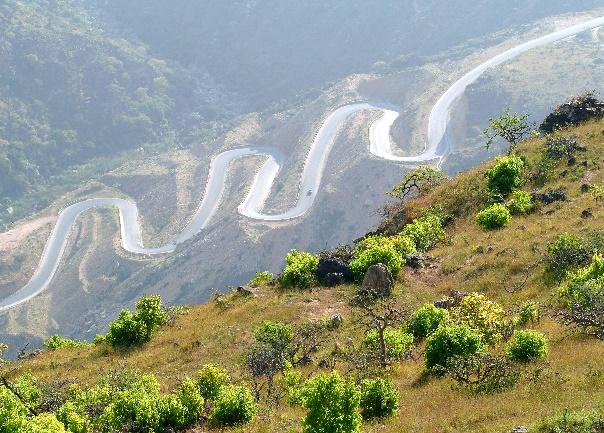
[3,100,604,432]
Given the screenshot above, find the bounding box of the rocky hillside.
[2,97,604,432]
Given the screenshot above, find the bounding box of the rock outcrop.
[360,263,394,299]
[540,93,604,134]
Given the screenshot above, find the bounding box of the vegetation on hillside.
[2,96,604,431]
[0,0,231,221]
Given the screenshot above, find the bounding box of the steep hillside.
[3,103,604,432]
[0,0,235,222]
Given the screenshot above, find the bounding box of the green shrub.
[516,301,541,326]
[43,335,90,350]
[211,385,256,426]
[349,242,404,281]
[0,386,28,433]
[280,250,319,288]
[246,321,295,381]
[425,324,484,370]
[407,304,449,340]
[546,233,591,279]
[560,254,604,306]
[442,354,520,395]
[476,204,511,229]
[299,371,361,433]
[25,413,68,433]
[56,402,89,433]
[253,320,294,350]
[536,409,604,433]
[98,373,164,432]
[196,364,230,401]
[402,213,445,251]
[450,293,506,345]
[106,294,168,347]
[248,271,274,287]
[506,190,534,215]
[13,374,42,408]
[506,330,548,361]
[363,328,414,360]
[387,234,417,257]
[355,234,416,258]
[359,378,398,419]
[485,155,525,196]
[160,378,204,430]
[174,378,204,427]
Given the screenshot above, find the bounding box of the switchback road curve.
[2,15,604,313]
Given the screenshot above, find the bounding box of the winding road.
[2,15,604,313]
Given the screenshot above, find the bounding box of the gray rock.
[406,252,432,269]
[236,286,257,297]
[361,263,394,299]
[434,290,465,310]
[330,314,344,328]
[511,427,528,433]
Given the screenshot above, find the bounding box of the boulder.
[532,188,566,205]
[434,290,465,309]
[236,286,257,297]
[406,252,432,269]
[360,263,394,299]
[316,255,353,286]
[330,314,344,328]
[540,93,604,134]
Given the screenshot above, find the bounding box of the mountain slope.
[6,112,604,432]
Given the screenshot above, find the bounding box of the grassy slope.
[9,119,604,432]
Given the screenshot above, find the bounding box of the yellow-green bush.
[280,250,319,288]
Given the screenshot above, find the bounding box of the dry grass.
[8,119,604,432]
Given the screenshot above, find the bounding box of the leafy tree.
[558,255,604,339]
[476,204,511,230]
[506,330,548,361]
[483,109,535,153]
[441,354,520,395]
[299,371,362,433]
[210,385,256,426]
[407,304,449,340]
[388,166,447,200]
[356,295,409,367]
[485,155,525,196]
[363,328,414,361]
[360,378,398,419]
[106,295,168,347]
[425,324,484,371]
[246,321,294,400]
[196,364,230,401]
[450,293,506,345]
